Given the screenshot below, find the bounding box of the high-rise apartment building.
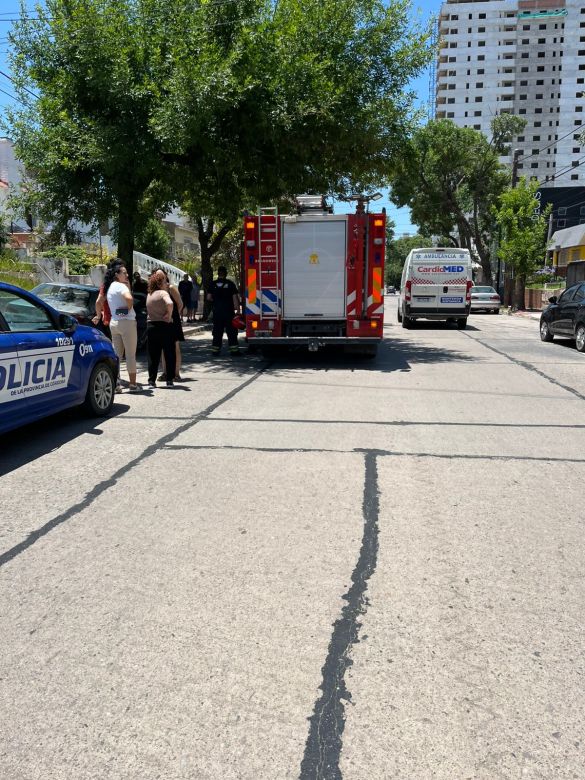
[435,0,584,195]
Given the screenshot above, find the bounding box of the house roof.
[548,224,585,250]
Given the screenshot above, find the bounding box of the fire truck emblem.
[266,244,273,253]
[309,253,319,264]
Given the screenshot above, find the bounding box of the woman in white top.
[104,261,139,392]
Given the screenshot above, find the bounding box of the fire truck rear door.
[282,218,347,318]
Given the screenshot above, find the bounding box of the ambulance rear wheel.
[402,314,412,329]
[457,318,468,330]
[397,307,402,323]
[83,361,115,416]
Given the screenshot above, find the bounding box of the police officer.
[207,266,241,356]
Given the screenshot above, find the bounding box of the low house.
[548,225,585,274]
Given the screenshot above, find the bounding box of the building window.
[536,94,543,99]
[448,56,456,62]
[478,68,484,74]
[479,12,486,19]
[521,38,529,44]
[574,147,581,153]
[531,162,538,169]
[536,79,544,85]
[447,112,455,118]
[451,13,458,20]
[520,94,527,100]
[478,40,486,46]
[538,52,545,58]
[573,161,580,167]
[534,121,541,127]
[517,136,525,142]
[519,108,527,114]
[447,98,455,104]
[478,26,485,32]
[535,108,543,114]
[477,55,485,61]
[521,66,529,72]
[533,135,541,141]
[475,96,482,102]
[571,175,579,180]
[473,124,481,130]
[476,82,483,88]
[521,53,529,58]
[532,149,539,154]
[474,110,482,116]
[449,42,457,48]
[537,66,545,72]
[558,207,567,216]
[538,38,545,44]
[539,23,546,29]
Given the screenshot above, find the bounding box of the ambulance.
[398,247,473,329]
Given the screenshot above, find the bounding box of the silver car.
[470,285,500,313]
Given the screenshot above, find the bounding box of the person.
[158,272,185,381]
[178,274,193,322]
[132,271,148,295]
[146,270,175,388]
[207,266,241,356]
[190,275,201,322]
[104,260,139,392]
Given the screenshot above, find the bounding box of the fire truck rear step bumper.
[248,337,381,345]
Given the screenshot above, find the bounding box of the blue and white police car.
[0,282,119,435]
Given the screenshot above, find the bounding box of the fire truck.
[241,195,386,355]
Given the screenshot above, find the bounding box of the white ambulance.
[398,247,473,329]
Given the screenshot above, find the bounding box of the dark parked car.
[31,282,147,349]
[540,282,585,352]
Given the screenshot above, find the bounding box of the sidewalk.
[509,309,541,321]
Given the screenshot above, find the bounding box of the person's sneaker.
[115,384,123,393]
[158,373,167,381]
[174,374,182,381]
[166,380,174,387]
[148,381,156,389]
[128,384,141,393]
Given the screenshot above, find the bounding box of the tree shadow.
[0,402,130,478]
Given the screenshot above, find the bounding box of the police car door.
[0,289,78,417]
[0,297,29,430]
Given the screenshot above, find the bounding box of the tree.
[135,218,171,260]
[494,178,550,310]
[388,116,526,285]
[386,232,433,287]
[8,0,432,276]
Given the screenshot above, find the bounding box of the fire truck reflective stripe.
[347,290,356,306]
[372,304,384,315]
[247,269,257,303]
[372,268,382,303]
[346,290,357,315]
[261,289,280,314]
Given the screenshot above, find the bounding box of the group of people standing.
[92,260,241,392]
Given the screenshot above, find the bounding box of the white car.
[470,286,500,314]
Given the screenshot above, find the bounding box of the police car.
[0,282,119,435]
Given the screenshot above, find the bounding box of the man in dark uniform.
[207,266,241,355]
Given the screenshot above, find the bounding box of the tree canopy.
[494,177,550,308]
[388,116,526,284]
[8,0,432,272]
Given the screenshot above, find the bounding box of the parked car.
[386,285,396,295]
[540,282,585,352]
[470,285,500,313]
[0,282,119,435]
[31,282,147,348]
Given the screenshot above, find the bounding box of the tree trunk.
[514,273,526,310]
[117,203,137,275]
[195,216,233,321]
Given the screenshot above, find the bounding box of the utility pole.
[504,149,523,307]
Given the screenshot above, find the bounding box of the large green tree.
[494,178,550,309]
[8,0,431,275]
[386,232,433,287]
[388,116,526,285]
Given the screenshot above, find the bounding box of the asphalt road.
[1,313,584,780]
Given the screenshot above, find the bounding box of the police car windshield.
[34,284,92,307]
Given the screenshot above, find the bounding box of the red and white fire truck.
[241,195,386,354]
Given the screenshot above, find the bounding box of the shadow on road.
[0,402,130,478]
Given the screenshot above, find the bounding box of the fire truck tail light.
[246,221,255,229]
[374,219,383,227]
[370,320,378,328]
[251,321,258,329]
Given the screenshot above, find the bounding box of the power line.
[520,121,584,163]
[538,155,585,186]
[0,69,39,99]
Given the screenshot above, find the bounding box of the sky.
[0,0,443,235]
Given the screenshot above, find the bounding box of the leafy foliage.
[386,232,433,287]
[388,116,526,284]
[40,245,102,275]
[135,218,171,260]
[8,0,432,276]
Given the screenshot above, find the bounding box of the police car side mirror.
[58,313,78,333]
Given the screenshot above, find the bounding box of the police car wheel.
[84,362,115,416]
